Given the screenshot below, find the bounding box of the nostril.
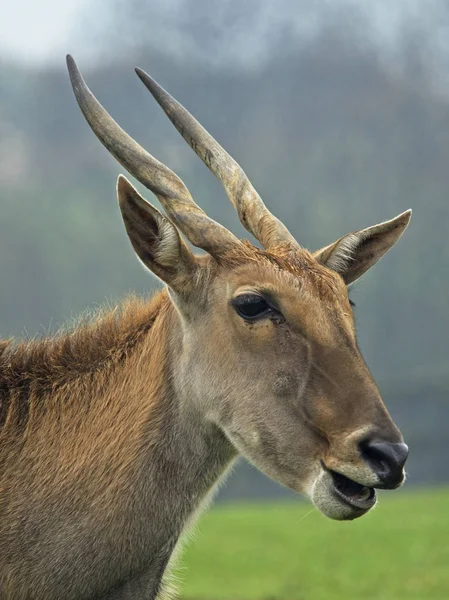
[359,440,409,488]
[360,441,389,472]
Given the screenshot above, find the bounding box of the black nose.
[360,440,409,489]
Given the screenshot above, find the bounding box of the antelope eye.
[232,294,273,321]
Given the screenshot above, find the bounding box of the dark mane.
[0,290,168,429]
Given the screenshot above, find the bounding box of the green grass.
[179,487,449,600]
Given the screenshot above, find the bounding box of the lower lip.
[332,484,377,511]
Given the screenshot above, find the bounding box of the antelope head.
[67,56,410,520]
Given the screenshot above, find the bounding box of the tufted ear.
[117,175,198,291]
[313,210,412,285]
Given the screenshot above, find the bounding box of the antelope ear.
[117,175,198,291]
[313,210,412,285]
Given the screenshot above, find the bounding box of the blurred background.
[1,1,448,598]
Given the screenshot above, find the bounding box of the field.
[179,487,448,600]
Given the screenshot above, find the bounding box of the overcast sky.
[0,0,88,63]
[1,0,448,68]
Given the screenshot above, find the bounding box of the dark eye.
[232,294,273,321]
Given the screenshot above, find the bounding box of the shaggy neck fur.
[0,291,236,600]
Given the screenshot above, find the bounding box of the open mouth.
[329,470,376,511]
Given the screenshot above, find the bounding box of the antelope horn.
[66,55,240,256]
[135,67,299,251]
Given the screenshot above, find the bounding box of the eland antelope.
[0,55,411,600]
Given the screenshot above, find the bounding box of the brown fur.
[0,293,169,431]
[0,229,409,599]
[219,241,343,299]
[0,243,337,426]
[0,62,411,599]
[0,292,185,599]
